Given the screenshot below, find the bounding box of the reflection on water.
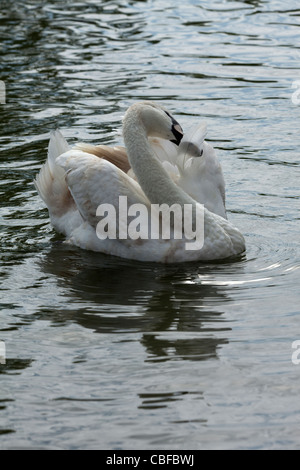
[1,0,300,450]
[37,244,231,362]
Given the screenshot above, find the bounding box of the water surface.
[0,0,300,449]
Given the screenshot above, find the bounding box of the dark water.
[0,0,300,449]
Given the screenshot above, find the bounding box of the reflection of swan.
[35,101,245,262]
[37,243,230,362]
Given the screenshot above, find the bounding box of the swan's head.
[125,101,184,146]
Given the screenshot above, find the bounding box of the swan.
[34,101,245,262]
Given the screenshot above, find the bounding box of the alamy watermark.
[95,196,205,251]
[0,81,5,104]
[291,340,300,365]
[291,80,300,105]
[0,341,6,365]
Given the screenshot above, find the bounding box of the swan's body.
[34,101,245,262]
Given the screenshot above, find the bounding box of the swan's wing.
[75,142,131,174]
[56,149,149,229]
[176,139,227,219]
[149,137,178,164]
[76,139,181,183]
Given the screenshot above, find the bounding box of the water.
[0,0,300,450]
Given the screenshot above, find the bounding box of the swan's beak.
[171,121,184,146]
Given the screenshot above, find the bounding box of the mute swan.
[34,101,245,262]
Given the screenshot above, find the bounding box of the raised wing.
[56,149,149,229]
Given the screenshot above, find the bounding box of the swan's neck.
[123,107,194,208]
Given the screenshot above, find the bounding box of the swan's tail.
[34,130,74,217]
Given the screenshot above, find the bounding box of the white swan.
[34,101,245,262]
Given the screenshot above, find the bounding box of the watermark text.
[291,80,300,105]
[0,81,5,104]
[0,341,6,365]
[292,340,300,365]
[96,196,204,251]
[106,453,194,467]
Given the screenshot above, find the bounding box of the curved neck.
[123,106,195,208]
